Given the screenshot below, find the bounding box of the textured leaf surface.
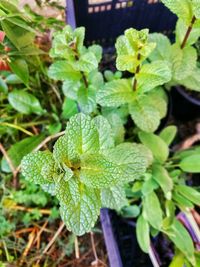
[171,45,197,81]
[66,113,99,159]
[77,85,96,114]
[93,116,114,150]
[176,19,200,46]
[21,151,55,184]
[129,98,160,132]
[139,132,169,163]
[149,33,171,61]
[48,61,81,81]
[137,61,171,93]
[161,0,193,24]
[57,179,101,235]
[181,68,200,92]
[97,79,134,107]
[103,143,148,182]
[8,90,44,115]
[143,191,163,230]
[74,52,98,73]
[136,215,150,253]
[115,28,156,72]
[80,154,122,188]
[101,185,128,210]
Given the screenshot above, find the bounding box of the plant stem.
[181,16,196,49]
[73,45,88,88]
[133,53,141,91]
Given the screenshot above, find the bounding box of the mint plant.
[48,25,104,114]
[125,126,200,265]
[149,0,200,92]
[21,113,149,235]
[97,28,172,132]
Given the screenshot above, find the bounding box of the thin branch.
[19,229,36,266]
[181,16,196,49]
[0,143,16,176]
[75,235,80,259]
[133,53,141,91]
[36,222,65,265]
[8,205,51,215]
[34,131,65,151]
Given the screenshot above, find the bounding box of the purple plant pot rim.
[176,86,200,107]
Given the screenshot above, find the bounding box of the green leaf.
[171,44,197,81]
[115,28,156,72]
[121,205,140,218]
[66,113,99,159]
[74,52,98,73]
[80,153,122,188]
[0,77,8,93]
[101,185,128,210]
[143,191,163,230]
[92,116,114,150]
[136,215,150,253]
[179,154,200,173]
[103,143,149,183]
[9,59,29,86]
[152,164,173,196]
[142,178,159,196]
[104,113,125,145]
[1,134,44,173]
[77,85,96,114]
[149,33,171,61]
[137,61,172,93]
[48,61,81,81]
[163,200,175,228]
[169,253,185,267]
[181,67,200,92]
[176,19,200,47]
[5,74,23,84]
[21,151,55,184]
[172,191,194,209]
[97,79,134,107]
[57,179,101,236]
[53,135,71,166]
[192,0,200,19]
[88,44,102,63]
[8,90,44,115]
[129,98,160,132]
[62,80,81,99]
[139,131,169,163]
[161,0,193,25]
[61,98,78,120]
[159,125,177,145]
[175,185,200,206]
[145,88,168,119]
[166,219,195,264]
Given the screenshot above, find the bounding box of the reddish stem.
[181,16,196,49]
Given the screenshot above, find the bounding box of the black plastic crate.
[66,0,177,48]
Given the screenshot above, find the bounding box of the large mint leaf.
[66,113,99,158]
[62,80,81,99]
[21,151,55,184]
[105,113,125,145]
[170,44,197,81]
[129,97,160,132]
[146,88,168,119]
[97,79,134,107]
[88,45,102,63]
[57,178,101,236]
[137,61,171,93]
[101,185,128,210]
[80,153,122,188]
[48,61,81,81]
[103,143,148,183]
[115,28,156,72]
[74,52,98,73]
[161,0,193,25]
[149,33,171,61]
[181,67,200,92]
[92,116,114,150]
[77,85,96,114]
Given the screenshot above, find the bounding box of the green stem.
[181,16,196,49]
